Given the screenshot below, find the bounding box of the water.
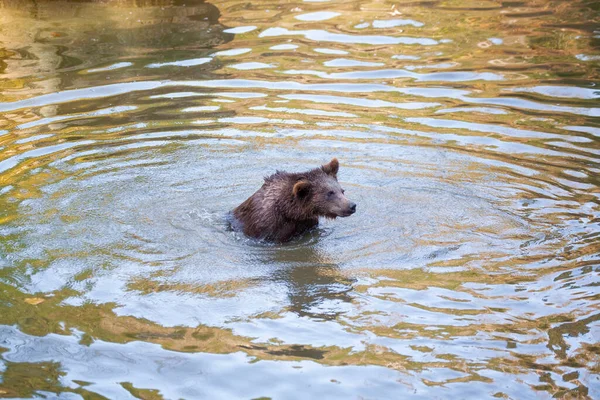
[0,0,599,398]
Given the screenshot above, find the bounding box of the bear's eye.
[327,191,335,197]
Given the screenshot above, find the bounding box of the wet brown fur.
[232,158,355,242]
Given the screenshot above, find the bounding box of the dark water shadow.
[0,0,234,93]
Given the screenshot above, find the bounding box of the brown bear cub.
[232,158,356,242]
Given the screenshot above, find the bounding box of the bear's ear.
[321,158,339,177]
[293,180,311,199]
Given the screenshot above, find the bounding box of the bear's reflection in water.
[249,240,356,321]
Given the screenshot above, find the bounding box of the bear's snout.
[339,201,356,217]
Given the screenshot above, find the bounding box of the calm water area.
[0,0,599,398]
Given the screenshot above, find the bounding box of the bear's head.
[292,158,357,219]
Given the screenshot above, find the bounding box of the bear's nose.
[349,203,357,213]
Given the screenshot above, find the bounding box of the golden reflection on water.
[0,0,599,398]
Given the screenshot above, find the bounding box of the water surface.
[0,0,599,398]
